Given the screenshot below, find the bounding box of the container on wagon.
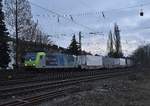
[103,57,114,68]
[119,58,126,67]
[78,55,103,69]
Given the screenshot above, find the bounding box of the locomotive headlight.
[25,64,27,66]
[33,64,35,66]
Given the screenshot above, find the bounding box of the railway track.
[0,68,140,106]
[0,70,88,86]
[0,69,114,87]
[0,68,132,86]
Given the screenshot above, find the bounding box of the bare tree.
[35,28,52,44]
[4,0,33,40]
[4,0,52,44]
[4,0,52,66]
[132,45,150,67]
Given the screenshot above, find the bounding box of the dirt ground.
[38,70,150,106]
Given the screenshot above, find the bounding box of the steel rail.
[0,68,139,106]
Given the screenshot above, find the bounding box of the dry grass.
[38,70,150,106]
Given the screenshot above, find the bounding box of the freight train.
[24,52,133,69]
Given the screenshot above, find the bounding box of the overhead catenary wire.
[58,1,150,17]
[103,1,150,12]
[30,1,150,20]
[29,1,150,47]
[30,0,150,18]
[29,1,97,32]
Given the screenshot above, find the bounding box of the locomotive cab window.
[40,55,43,59]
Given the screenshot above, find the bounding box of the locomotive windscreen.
[25,53,36,61]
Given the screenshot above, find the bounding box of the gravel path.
[37,70,150,106]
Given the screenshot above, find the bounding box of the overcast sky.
[29,0,150,56]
